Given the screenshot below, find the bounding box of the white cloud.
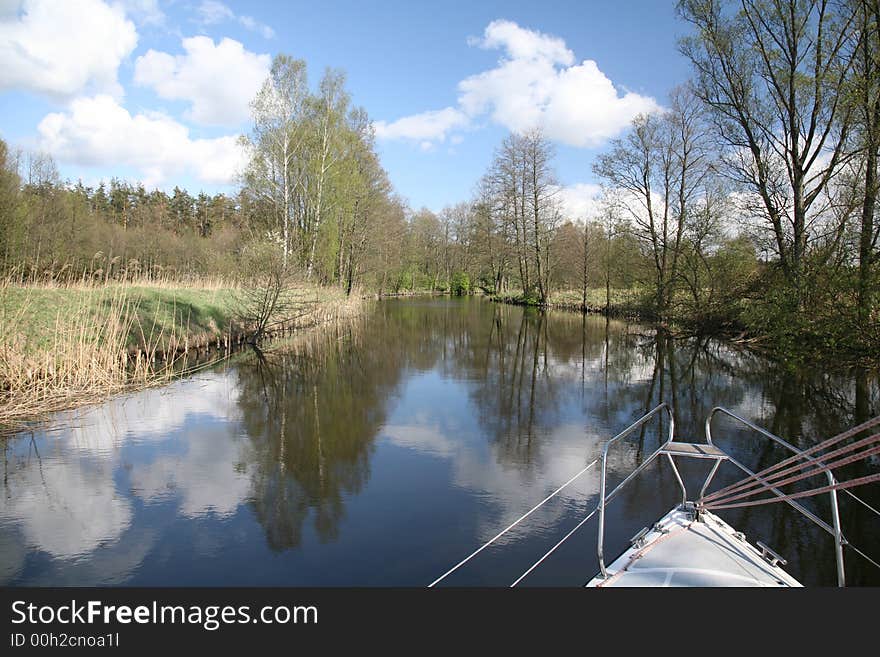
[459,20,661,147]
[374,107,468,143]
[377,20,660,150]
[197,0,233,24]
[0,0,137,98]
[196,0,274,39]
[134,36,270,126]
[37,95,247,186]
[239,14,274,40]
[115,0,164,26]
[555,183,602,222]
[472,19,574,65]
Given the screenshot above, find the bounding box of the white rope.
[510,507,599,587]
[844,490,880,520]
[428,459,598,587]
[846,542,880,572]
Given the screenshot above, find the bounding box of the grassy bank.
[491,288,649,319]
[0,278,362,431]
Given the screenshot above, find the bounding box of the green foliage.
[450,271,470,295]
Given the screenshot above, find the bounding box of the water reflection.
[0,297,877,586]
[2,437,132,559]
[237,320,401,549]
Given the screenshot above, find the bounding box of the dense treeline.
[0,0,878,362]
[0,56,416,291]
[0,141,247,279]
[410,0,880,360]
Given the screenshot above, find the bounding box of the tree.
[242,55,309,267]
[170,186,193,232]
[302,68,351,279]
[488,134,532,293]
[0,139,22,267]
[336,120,392,295]
[678,0,859,307]
[483,130,560,302]
[522,129,559,304]
[849,0,880,326]
[593,88,712,320]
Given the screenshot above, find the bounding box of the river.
[1,297,878,586]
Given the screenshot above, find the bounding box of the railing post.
[597,450,608,579]
[706,406,850,587]
[829,481,845,587]
[595,403,672,580]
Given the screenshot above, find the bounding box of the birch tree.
[242,55,308,267]
[303,69,350,279]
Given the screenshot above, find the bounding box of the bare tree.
[593,89,712,319]
[522,129,559,304]
[234,242,316,347]
[678,0,859,304]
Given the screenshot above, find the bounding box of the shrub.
[451,271,470,296]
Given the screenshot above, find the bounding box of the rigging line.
[702,432,880,503]
[846,542,880,573]
[703,472,880,511]
[701,442,880,507]
[702,414,880,503]
[701,434,880,502]
[428,458,599,588]
[843,489,880,520]
[510,508,599,588]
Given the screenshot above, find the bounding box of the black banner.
[0,587,874,651]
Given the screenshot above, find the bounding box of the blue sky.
[0,0,694,216]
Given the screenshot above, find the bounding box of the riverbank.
[490,287,880,368]
[0,280,363,431]
[491,288,649,320]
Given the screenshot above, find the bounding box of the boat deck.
[586,506,802,587]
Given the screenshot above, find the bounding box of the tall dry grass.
[0,270,364,432]
[0,278,216,432]
[4,259,237,291]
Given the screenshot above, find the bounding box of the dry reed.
[0,273,363,433]
[0,281,195,431]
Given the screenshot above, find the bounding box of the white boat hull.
[586,506,802,587]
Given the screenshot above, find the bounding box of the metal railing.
[433,402,875,587]
[704,407,847,587]
[596,403,676,579]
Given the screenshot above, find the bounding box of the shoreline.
[489,291,648,321]
[0,283,364,434]
[488,291,880,370]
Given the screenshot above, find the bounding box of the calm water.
[2,298,878,586]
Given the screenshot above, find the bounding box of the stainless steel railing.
[436,402,873,586]
[704,406,847,587]
[596,403,676,579]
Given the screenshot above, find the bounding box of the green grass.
[492,287,647,311]
[0,283,352,354]
[0,284,236,353]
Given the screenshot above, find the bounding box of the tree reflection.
[455,301,878,584]
[236,316,402,550]
[233,297,877,583]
